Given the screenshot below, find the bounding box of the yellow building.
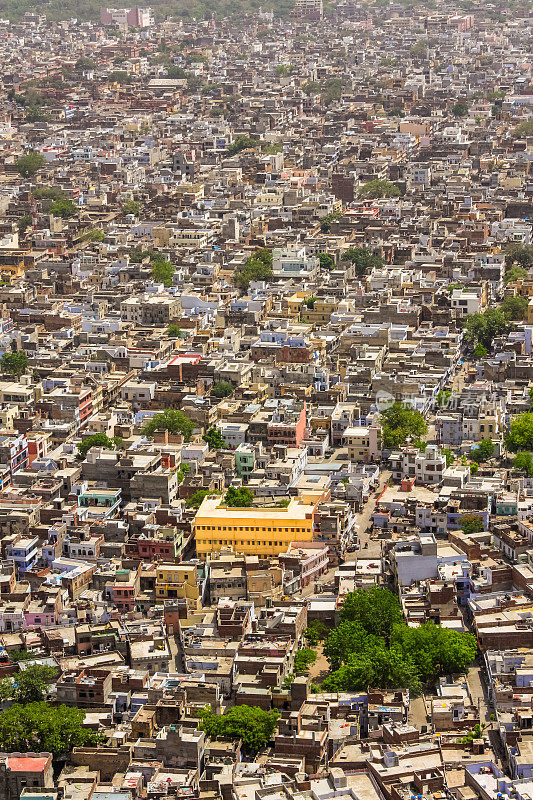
[307,297,337,325]
[155,564,200,611]
[193,496,315,560]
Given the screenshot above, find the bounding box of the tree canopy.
[151,259,175,287]
[342,246,383,279]
[504,265,529,284]
[514,120,533,138]
[380,402,428,450]
[505,243,533,270]
[358,179,401,199]
[293,648,317,674]
[15,151,46,178]
[0,702,102,761]
[514,451,533,476]
[506,412,533,452]
[317,252,335,270]
[459,514,485,535]
[122,200,141,216]
[224,486,254,506]
[452,102,469,117]
[142,410,195,441]
[0,664,57,704]
[501,294,528,321]
[199,705,278,754]
[203,427,226,449]
[234,248,273,290]
[321,589,476,695]
[340,587,403,641]
[1,351,28,377]
[212,381,234,398]
[463,308,508,352]
[50,198,77,218]
[187,489,222,509]
[227,136,261,156]
[77,433,122,461]
[471,438,494,463]
[324,620,384,671]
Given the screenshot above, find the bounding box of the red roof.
[7,757,48,772]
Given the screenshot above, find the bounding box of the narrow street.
[346,468,391,561]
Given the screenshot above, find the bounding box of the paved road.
[346,469,391,561]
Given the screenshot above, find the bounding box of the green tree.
[15,152,46,178]
[1,351,28,377]
[186,489,221,509]
[514,451,533,476]
[471,438,494,462]
[304,620,329,646]
[340,587,403,641]
[504,265,529,284]
[167,324,181,338]
[227,136,261,156]
[322,645,421,695]
[33,186,65,202]
[199,705,278,755]
[380,402,428,449]
[108,70,129,84]
[442,448,454,467]
[142,410,195,441]
[501,294,528,321]
[276,64,294,77]
[167,65,187,77]
[342,246,383,279]
[75,57,94,70]
[473,343,487,359]
[304,295,317,310]
[302,81,320,95]
[452,102,469,117]
[436,390,452,408]
[224,487,254,507]
[233,255,274,290]
[459,723,487,744]
[459,514,484,535]
[151,259,175,287]
[122,200,141,216]
[81,228,105,242]
[252,248,273,268]
[203,427,226,449]
[176,462,191,484]
[324,621,384,671]
[514,120,533,138]
[293,648,317,674]
[7,650,35,662]
[50,199,77,218]
[317,252,335,270]
[320,211,343,233]
[320,76,346,105]
[390,622,477,682]
[410,40,427,58]
[358,179,401,199]
[0,664,56,704]
[463,308,508,352]
[212,381,234,398]
[0,702,101,761]
[506,412,533,452]
[506,244,533,270]
[129,248,151,263]
[77,433,121,461]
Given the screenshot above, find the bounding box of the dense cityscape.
[0,0,530,798]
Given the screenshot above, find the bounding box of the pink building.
[100,6,153,27]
